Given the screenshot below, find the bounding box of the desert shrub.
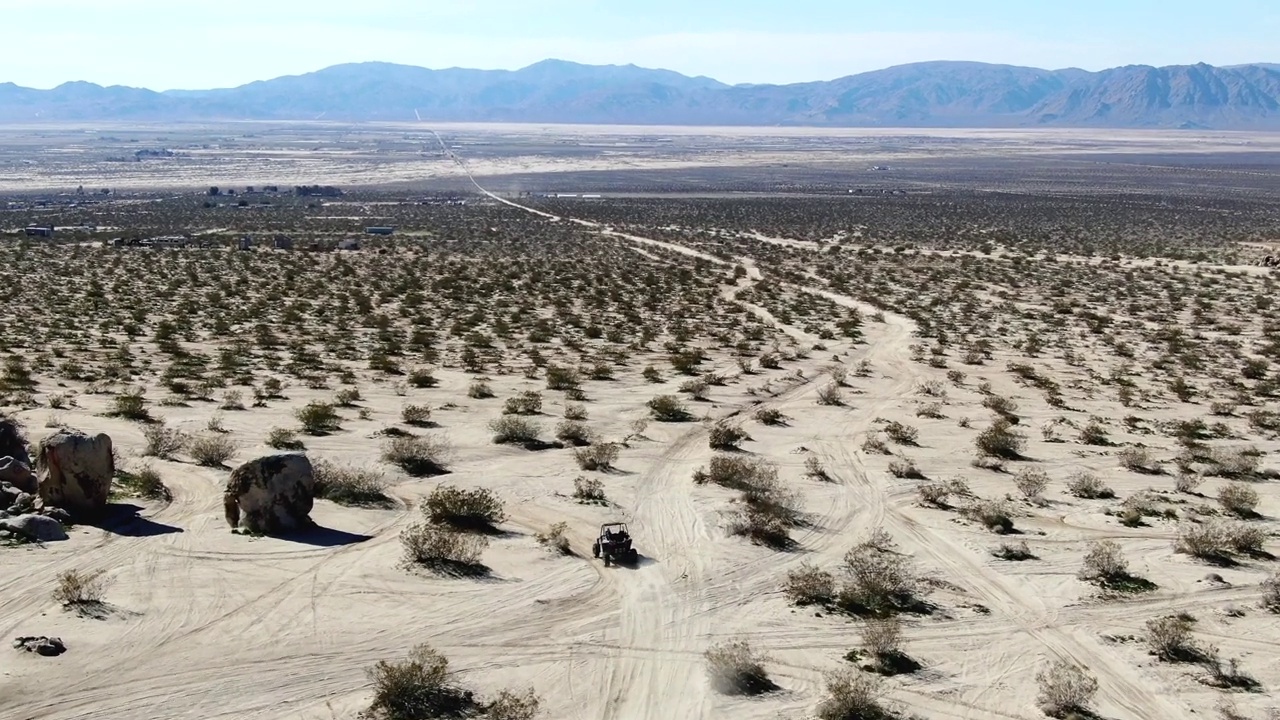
[829,364,849,386]
[115,463,170,501]
[887,458,924,479]
[861,434,890,455]
[535,522,571,555]
[647,394,691,422]
[1066,471,1113,499]
[1079,539,1128,583]
[1036,659,1098,718]
[467,380,494,399]
[1146,615,1199,661]
[1077,419,1109,446]
[408,369,438,388]
[708,423,749,450]
[382,435,452,477]
[816,668,886,720]
[961,499,1015,534]
[400,404,432,426]
[1218,482,1259,517]
[916,402,945,419]
[805,455,829,480]
[704,638,774,695]
[544,365,581,391]
[572,476,606,504]
[754,407,784,425]
[423,485,505,530]
[1013,468,1050,500]
[266,427,304,450]
[313,460,391,506]
[727,507,792,548]
[1207,446,1261,478]
[916,482,952,508]
[220,390,245,411]
[839,542,920,615]
[816,383,845,406]
[679,378,710,400]
[366,644,474,720]
[574,443,620,472]
[883,421,918,445]
[52,569,109,607]
[975,417,1025,459]
[335,387,362,407]
[858,617,911,675]
[503,391,543,416]
[555,420,593,446]
[993,540,1035,560]
[485,689,541,720]
[188,434,237,467]
[1176,521,1232,562]
[142,422,188,458]
[108,387,150,421]
[1223,522,1267,554]
[1118,445,1159,473]
[563,402,588,421]
[696,455,777,490]
[296,401,341,435]
[982,394,1019,419]
[641,365,662,382]
[1262,572,1280,612]
[783,562,836,605]
[1175,471,1204,494]
[488,416,542,445]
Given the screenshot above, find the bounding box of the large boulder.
[0,457,35,494]
[36,430,114,520]
[224,454,314,535]
[0,514,68,542]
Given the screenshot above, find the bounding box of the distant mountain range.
[4,59,1280,129]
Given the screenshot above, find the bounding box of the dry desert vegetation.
[2,128,1280,720]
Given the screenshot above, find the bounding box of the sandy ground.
[1,173,1279,720]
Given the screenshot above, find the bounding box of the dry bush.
[382,435,452,477]
[563,402,588,421]
[816,668,886,720]
[1176,521,1233,562]
[408,369,438,388]
[114,463,170,501]
[1077,419,1109,446]
[489,415,542,445]
[860,617,913,674]
[52,569,109,606]
[544,365,581,391]
[503,391,543,416]
[961,499,1015,534]
[695,455,777,490]
[572,476,606,504]
[574,443,620,472]
[1013,468,1050,500]
[107,387,150,421]
[754,407,784,425]
[1262,572,1280,612]
[1118,445,1160,474]
[1036,659,1099,718]
[423,485,505,530]
[189,434,237,467]
[535,522,571,555]
[704,638,775,695]
[975,417,1025,459]
[708,423,749,450]
[1223,522,1267,554]
[727,507,792,548]
[554,420,593,446]
[467,380,494,399]
[401,522,489,570]
[335,387,362,407]
[916,481,953,508]
[883,421,918,446]
[266,426,304,450]
[993,540,1035,561]
[888,458,925,480]
[783,562,835,605]
[816,383,845,406]
[1146,615,1199,662]
[805,455,829,480]
[485,689,541,720]
[916,402,945,419]
[295,401,341,435]
[313,460,391,506]
[861,434,890,455]
[1176,471,1204,494]
[647,394,691,422]
[366,644,474,720]
[1218,482,1260,517]
[142,422,188,458]
[1079,539,1129,583]
[1207,446,1261,478]
[839,542,920,615]
[400,404,432,426]
[1066,471,1113,499]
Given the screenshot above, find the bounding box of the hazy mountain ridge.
[4,59,1280,128]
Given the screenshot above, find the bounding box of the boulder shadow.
[277,524,373,547]
[94,503,184,537]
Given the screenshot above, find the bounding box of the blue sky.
[3,0,1277,89]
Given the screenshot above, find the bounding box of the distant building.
[238,236,254,251]
[365,226,395,236]
[273,235,293,250]
[337,239,361,251]
[24,225,54,238]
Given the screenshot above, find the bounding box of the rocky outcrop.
[224,454,314,535]
[13,636,65,656]
[0,514,68,542]
[0,457,35,494]
[36,430,114,520]
[0,416,31,475]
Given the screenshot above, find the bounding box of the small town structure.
[365,226,395,235]
[337,239,361,251]
[24,225,54,238]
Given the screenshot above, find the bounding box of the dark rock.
[41,506,71,524]
[0,417,30,470]
[0,456,35,494]
[13,636,65,656]
[224,454,314,535]
[37,430,113,520]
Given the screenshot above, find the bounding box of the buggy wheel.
[603,553,611,567]
[628,548,638,563]
[592,542,600,558]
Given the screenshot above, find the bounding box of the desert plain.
[0,124,1279,720]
